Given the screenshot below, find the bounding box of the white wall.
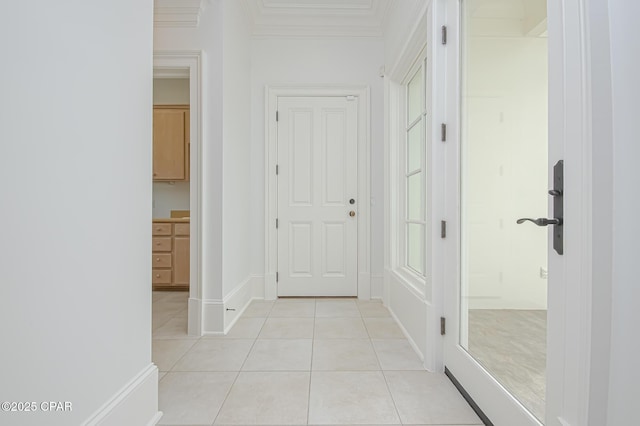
[220,0,254,326]
[605,0,640,424]
[383,0,427,75]
[250,37,386,297]
[153,78,190,219]
[0,1,157,425]
[153,78,190,105]
[153,181,190,218]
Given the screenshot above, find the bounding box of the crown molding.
[240,0,392,38]
[154,0,207,28]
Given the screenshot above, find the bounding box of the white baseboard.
[251,274,265,299]
[223,275,260,334]
[371,274,384,299]
[200,275,264,335]
[386,272,428,365]
[388,307,425,363]
[82,364,160,426]
[202,299,224,334]
[358,272,371,300]
[188,297,202,337]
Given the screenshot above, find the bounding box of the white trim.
[239,0,393,38]
[153,50,204,337]
[201,299,224,335]
[387,1,429,82]
[82,364,160,426]
[222,275,261,333]
[264,85,371,300]
[370,273,384,299]
[388,306,426,363]
[389,269,427,302]
[153,0,207,28]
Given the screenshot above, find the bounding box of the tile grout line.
[306,299,316,425]
[363,301,404,425]
[211,303,269,426]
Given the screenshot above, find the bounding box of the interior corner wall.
[154,2,225,324]
[221,0,254,325]
[381,0,430,365]
[249,37,386,297]
[384,0,426,74]
[0,1,156,425]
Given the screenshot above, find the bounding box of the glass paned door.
[459,0,549,422]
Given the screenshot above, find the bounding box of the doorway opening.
[153,51,203,336]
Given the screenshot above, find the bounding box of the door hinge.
[276,218,279,229]
[440,317,446,335]
[276,272,279,282]
[442,25,447,45]
[276,164,279,175]
[441,123,447,142]
[441,220,447,238]
[276,110,279,122]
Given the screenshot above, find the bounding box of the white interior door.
[277,96,358,297]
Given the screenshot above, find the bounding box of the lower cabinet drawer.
[152,269,172,284]
[152,223,172,236]
[152,237,172,252]
[152,253,172,268]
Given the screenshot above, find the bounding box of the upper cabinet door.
[153,107,188,181]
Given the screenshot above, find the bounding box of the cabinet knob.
[155,274,160,278]
[156,258,160,262]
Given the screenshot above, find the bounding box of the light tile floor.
[153,291,483,426]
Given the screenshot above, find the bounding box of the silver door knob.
[349,211,356,217]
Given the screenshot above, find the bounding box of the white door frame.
[153,51,203,336]
[265,85,371,300]
[439,0,595,424]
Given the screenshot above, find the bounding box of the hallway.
[152,292,482,425]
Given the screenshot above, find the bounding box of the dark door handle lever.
[516,217,562,226]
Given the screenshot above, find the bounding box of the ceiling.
[239,0,396,37]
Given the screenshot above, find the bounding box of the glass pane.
[459,0,548,422]
[407,122,422,173]
[407,69,423,124]
[407,223,424,275]
[407,172,423,221]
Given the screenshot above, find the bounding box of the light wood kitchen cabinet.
[152,220,189,290]
[153,105,189,181]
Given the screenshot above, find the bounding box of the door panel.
[323,111,347,205]
[290,110,313,205]
[322,222,346,276]
[444,0,549,424]
[277,97,358,296]
[290,222,313,276]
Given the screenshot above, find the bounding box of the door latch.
[517,160,564,255]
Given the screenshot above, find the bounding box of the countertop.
[153,218,190,223]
